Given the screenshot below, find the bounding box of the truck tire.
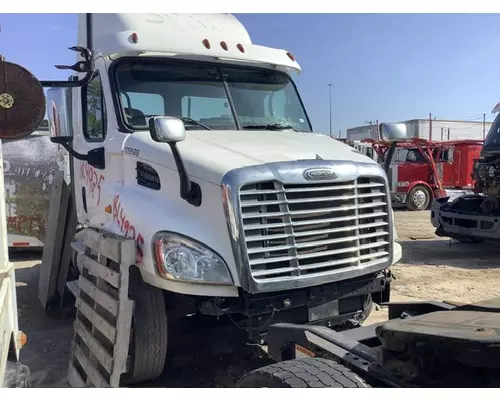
[407,185,431,211]
[235,358,371,388]
[122,269,168,385]
[3,361,30,388]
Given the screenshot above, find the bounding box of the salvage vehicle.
[365,138,482,211]
[431,103,500,242]
[41,13,402,383]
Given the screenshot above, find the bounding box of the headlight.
[152,232,233,285]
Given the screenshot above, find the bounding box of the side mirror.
[149,116,186,143]
[380,123,408,142]
[148,116,201,207]
[47,87,73,144]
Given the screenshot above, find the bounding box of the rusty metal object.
[0,61,46,140]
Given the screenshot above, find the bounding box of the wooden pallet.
[67,228,135,388]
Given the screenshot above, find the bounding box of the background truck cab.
[366,138,482,211]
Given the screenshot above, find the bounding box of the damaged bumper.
[431,196,500,240]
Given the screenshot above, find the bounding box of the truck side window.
[83,73,106,142]
[440,149,453,162]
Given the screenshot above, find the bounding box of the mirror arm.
[168,143,202,207]
[41,71,95,88]
[50,138,105,169]
[51,137,88,161]
[383,142,398,174]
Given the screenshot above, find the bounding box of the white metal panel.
[77,14,300,74]
[412,120,492,141]
[346,125,378,141]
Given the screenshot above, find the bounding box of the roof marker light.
[286,52,295,61]
[131,32,139,44]
[220,41,228,51]
[237,43,245,53]
[202,39,211,49]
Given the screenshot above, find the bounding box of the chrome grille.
[239,178,390,282]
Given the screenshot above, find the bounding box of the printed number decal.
[124,147,140,157]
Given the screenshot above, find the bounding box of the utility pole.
[429,112,432,141]
[483,113,486,139]
[327,83,333,137]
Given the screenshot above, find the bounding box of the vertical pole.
[483,113,486,139]
[327,83,333,137]
[429,113,432,141]
[86,14,93,52]
[447,128,451,140]
[441,127,444,141]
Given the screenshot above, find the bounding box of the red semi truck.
[362,138,483,211]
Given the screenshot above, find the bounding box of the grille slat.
[252,250,390,278]
[245,221,389,242]
[247,231,389,254]
[241,192,385,207]
[239,176,391,282]
[242,201,387,219]
[240,182,384,197]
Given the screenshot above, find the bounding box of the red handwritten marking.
[80,162,104,205]
[7,215,41,234]
[112,194,144,262]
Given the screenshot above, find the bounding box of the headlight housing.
[152,232,233,285]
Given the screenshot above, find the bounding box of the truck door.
[72,59,112,225]
[439,146,455,187]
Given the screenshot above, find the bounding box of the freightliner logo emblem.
[303,168,338,181]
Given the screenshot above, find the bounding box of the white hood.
[125,130,377,185]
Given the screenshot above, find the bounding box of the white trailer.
[347,119,493,142]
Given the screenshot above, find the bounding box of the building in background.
[346,119,493,142]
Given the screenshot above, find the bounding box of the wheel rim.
[412,190,427,208]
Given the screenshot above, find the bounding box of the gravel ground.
[11,210,500,387]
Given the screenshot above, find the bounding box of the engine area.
[471,155,500,213]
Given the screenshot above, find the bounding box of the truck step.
[66,280,79,297]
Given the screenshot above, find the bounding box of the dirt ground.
[11,210,500,387]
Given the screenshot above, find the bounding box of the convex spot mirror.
[47,87,73,143]
[380,123,408,142]
[149,116,186,144]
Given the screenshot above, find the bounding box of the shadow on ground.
[12,262,271,388]
[399,239,500,269]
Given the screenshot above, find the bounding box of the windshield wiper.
[176,117,212,130]
[242,123,299,132]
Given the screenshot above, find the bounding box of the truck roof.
[78,13,301,75]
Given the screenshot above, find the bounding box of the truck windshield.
[114,59,312,132]
[484,114,500,150]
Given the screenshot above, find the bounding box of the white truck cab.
[47,13,402,383]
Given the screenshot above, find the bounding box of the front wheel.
[407,185,431,211]
[236,358,371,388]
[121,269,168,385]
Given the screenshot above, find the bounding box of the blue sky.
[1,13,499,136]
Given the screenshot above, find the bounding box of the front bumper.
[431,196,500,240]
[199,270,392,341]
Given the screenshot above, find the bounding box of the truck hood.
[126,130,377,185]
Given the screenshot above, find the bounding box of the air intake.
[136,161,161,190]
